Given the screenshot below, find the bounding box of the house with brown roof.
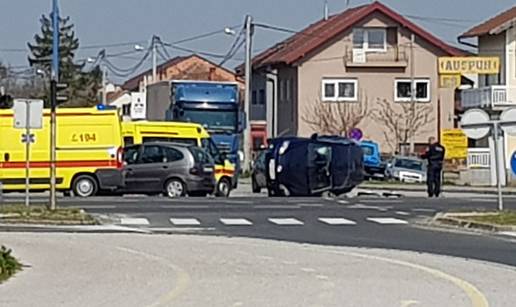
[244,1,466,153]
[122,54,244,92]
[458,5,516,186]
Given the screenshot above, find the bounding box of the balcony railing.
[461,85,516,109]
[467,148,490,169]
[345,46,408,68]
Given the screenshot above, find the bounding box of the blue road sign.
[511,151,516,176]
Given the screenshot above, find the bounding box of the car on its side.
[385,156,426,183]
[120,142,215,197]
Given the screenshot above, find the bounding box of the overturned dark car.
[263,135,364,197]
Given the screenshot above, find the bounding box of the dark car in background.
[263,135,364,197]
[121,142,215,197]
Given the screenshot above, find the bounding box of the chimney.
[324,0,329,20]
[208,67,216,81]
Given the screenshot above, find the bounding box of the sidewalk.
[359,182,516,195]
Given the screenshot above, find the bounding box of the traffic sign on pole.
[460,109,490,139]
[500,107,516,136]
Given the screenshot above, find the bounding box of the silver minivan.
[121,142,215,197]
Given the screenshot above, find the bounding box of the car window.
[141,145,165,164]
[189,147,213,164]
[394,158,423,171]
[361,145,373,156]
[123,146,140,165]
[163,147,184,162]
[142,137,197,146]
[201,138,222,164]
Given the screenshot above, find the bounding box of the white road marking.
[299,203,324,207]
[169,218,201,226]
[471,198,496,203]
[366,217,408,225]
[412,208,437,213]
[361,199,403,204]
[318,217,357,225]
[337,199,349,204]
[395,211,411,216]
[498,231,516,238]
[348,204,390,211]
[316,275,329,280]
[254,205,300,209]
[120,218,150,225]
[268,218,304,225]
[220,218,253,226]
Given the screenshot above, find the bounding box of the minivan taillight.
[116,147,124,169]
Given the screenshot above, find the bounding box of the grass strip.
[458,211,516,226]
[0,205,97,225]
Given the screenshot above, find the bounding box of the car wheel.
[251,176,261,193]
[216,178,231,197]
[72,175,98,198]
[165,178,185,198]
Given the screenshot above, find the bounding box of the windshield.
[361,145,373,156]
[181,109,237,132]
[394,158,423,171]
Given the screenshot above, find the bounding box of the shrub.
[0,245,22,283]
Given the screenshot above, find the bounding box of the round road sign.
[460,109,490,140]
[500,107,516,136]
[511,151,516,175]
[348,128,363,141]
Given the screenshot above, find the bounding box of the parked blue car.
[360,140,386,179]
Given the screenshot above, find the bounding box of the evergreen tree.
[27,14,101,107]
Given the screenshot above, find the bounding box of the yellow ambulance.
[0,106,124,197]
[121,121,235,197]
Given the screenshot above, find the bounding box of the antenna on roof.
[324,0,329,20]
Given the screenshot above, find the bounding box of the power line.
[219,26,246,66]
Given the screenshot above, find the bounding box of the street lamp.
[134,44,145,52]
[224,27,237,36]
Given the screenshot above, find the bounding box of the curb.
[0,223,151,233]
[432,212,516,232]
[359,184,516,195]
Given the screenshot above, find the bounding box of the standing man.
[421,137,445,197]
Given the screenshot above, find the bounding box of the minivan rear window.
[189,147,212,164]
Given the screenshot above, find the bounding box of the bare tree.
[371,98,434,153]
[302,95,370,136]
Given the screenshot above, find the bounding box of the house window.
[252,90,257,105]
[286,79,291,101]
[322,79,358,101]
[353,28,386,52]
[258,89,266,105]
[394,79,430,102]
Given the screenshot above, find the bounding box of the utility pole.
[152,35,157,83]
[408,33,415,155]
[49,0,60,211]
[243,15,253,174]
[102,63,107,105]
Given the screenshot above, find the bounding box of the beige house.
[245,1,466,153]
[458,5,516,185]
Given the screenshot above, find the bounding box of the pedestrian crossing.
[118,215,409,227]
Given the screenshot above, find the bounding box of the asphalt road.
[3,189,516,267]
[2,233,516,307]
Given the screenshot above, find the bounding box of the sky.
[1,0,515,83]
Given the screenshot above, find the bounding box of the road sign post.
[460,107,516,211]
[13,99,43,207]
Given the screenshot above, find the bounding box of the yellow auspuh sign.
[438,57,500,74]
[441,129,468,159]
[439,74,461,88]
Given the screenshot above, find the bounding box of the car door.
[124,145,168,193]
[307,142,332,194]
